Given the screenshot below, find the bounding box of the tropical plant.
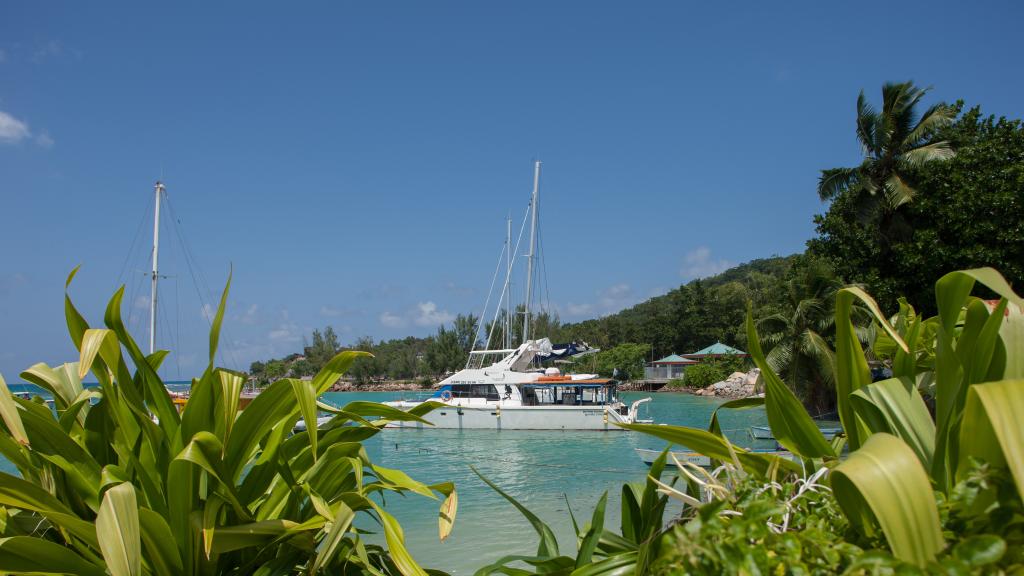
[756,258,844,411]
[811,103,1024,314]
[638,267,1023,568]
[0,268,455,575]
[471,267,1023,574]
[817,81,956,240]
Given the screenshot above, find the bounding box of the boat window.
[449,384,499,400]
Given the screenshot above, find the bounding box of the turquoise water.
[329,391,779,574]
[1,387,804,574]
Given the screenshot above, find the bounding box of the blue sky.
[2,2,1022,379]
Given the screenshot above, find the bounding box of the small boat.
[292,415,335,433]
[749,425,842,440]
[636,447,796,468]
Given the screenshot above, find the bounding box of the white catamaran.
[386,162,651,430]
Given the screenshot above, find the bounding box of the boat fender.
[440,390,453,401]
[496,404,501,418]
[603,406,608,424]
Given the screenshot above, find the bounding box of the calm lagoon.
[0,387,787,574]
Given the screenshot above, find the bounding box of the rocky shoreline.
[623,368,764,400]
[328,380,429,392]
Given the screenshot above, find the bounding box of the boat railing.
[398,390,441,403]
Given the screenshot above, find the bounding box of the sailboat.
[385,163,650,430]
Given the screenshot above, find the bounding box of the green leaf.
[707,396,764,437]
[471,465,559,557]
[373,505,428,576]
[0,536,107,576]
[208,270,231,369]
[64,266,90,351]
[78,328,121,382]
[217,370,244,447]
[96,482,141,576]
[208,519,301,554]
[834,287,906,450]
[138,507,184,576]
[311,500,356,573]
[438,485,457,543]
[312,350,372,394]
[0,374,29,447]
[850,377,935,471]
[958,379,1024,500]
[290,378,319,462]
[746,303,835,459]
[620,423,801,476]
[832,433,944,566]
[952,535,1005,567]
[339,401,437,425]
[371,464,436,499]
[576,491,607,568]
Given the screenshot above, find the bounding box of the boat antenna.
[149,181,166,355]
[523,160,541,344]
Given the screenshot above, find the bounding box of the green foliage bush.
[0,270,454,575]
[681,354,749,389]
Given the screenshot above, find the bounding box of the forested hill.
[556,255,800,359]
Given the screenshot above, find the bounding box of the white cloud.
[680,246,732,280]
[200,303,215,322]
[379,311,405,328]
[133,295,150,310]
[32,40,61,62]
[236,303,259,325]
[0,111,30,144]
[563,283,638,319]
[414,301,454,327]
[35,130,54,148]
[565,302,594,317]
[320,305,355,318]
[268,322,301,343]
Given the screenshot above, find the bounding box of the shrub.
[0,269,455,575]
[474,268,1024,574]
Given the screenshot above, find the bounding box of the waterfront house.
[643,353,698,383]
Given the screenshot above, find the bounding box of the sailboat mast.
[505,214,512,349]
[522,161,541,343]
[149,181,165,355]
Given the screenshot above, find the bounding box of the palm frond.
[817,167,860,201]
[900,141,955,168]
[906,102,956,145]
[856,91,879,155]
[883,172,918,210]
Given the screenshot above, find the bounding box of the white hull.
[387,403,632,430]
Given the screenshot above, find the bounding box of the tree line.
[250,82,1023,412]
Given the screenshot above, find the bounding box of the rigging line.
[477,240,507,353]
[116,191,153,287]
[174,276,182,380]
[483,203,533,350]
[164,195,239,370]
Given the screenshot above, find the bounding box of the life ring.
[440,390,453,401]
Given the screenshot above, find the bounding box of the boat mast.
[505,213,512,350]
[149,181,165,355]
[522,161,541,344]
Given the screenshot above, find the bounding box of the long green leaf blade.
[832,433,944,566]
[958,379,1024,500]
[96,482,141,576]
[746,303,834,458]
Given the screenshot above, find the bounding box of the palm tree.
[757,259,842,412]
[818,81,956,242]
